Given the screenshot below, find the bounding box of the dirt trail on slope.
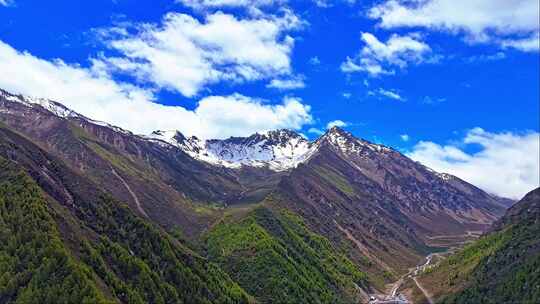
[413,277,434,304]
[111,168,149,218]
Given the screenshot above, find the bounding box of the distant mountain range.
[0,88,527,303]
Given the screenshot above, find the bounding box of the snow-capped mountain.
[0,89,79,118]
[148,126,403,172]
[0,88,463,179]
[0,89,132,135]
[150,129,318,171]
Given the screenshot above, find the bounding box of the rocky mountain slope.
[0,88,515,303]
[259,127,507,284]
[0,89,275,235]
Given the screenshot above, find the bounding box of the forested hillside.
[0,155,251,304]
[0,158,111,303]
[205,205,368,303]
[418,188,540,303]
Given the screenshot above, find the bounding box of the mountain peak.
[318,126,394,157]
[1,89,134,135]
[148,128,314,171]
[1,87,393,172]
[265,128,304,138]
[1,89,78,119]
[147,126,398,171]
[327,125,347,134]
[324,126,355,141]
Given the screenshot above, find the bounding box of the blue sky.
[0,0,539,198]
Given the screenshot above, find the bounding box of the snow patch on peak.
[437,172,454,181]
[422,165,455,181]
[148,129,318,171]
[149,130,180,143]
[0,89,133,135]
[322,127,392,154]
[147,126,400,171]
[1,90,78,118]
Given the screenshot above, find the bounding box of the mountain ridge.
[0,88,512,200]
[0,87,509,234]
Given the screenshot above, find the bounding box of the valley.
[369,241,468,304]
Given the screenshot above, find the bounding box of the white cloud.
[313,0,356,8]
[327,120,348,129]
[500,32,540,52]
[407,128,540,199]
[177,0,280,10]
[369,88,404,101]
[308,127,325,135]
[342,92,351,99]
[313,0,331,7]
[341,32,432,76]
[96,10,303,97]
[266,74,305,90]
[400,134,409,142]
[309,56,321,65]
[465,51,506,63]
[422,96,446,104]
[0,0,13,6]
[191,95,312,138]
[0,40,313,139]
[341,56,393,76]
[369,0,540,52]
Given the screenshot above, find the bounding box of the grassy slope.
[277,160,431,288]
[205,204,369,304]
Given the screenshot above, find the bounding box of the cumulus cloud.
[368,88,404,101]
[96,10,303,97]
[341,32,432,76]
[327,120,348,129]
[0,0,13,6]
[369,0,540,52]
[190,95,312,138]
[0,40,313,139]
[407,128,540,199]
[400,134,409,142]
